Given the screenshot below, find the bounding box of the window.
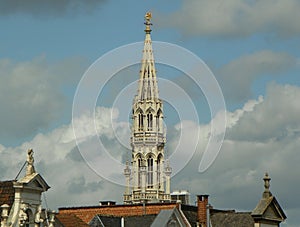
[147,156,153,188]
[138,113,143,131]
[157,110,162,131]
[157,155,162,189]
[147,113,153,130]
[138,158,142,188]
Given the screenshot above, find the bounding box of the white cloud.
[170,84,300,226]
[158,0,300,38]
[0,56,87,144]
[0,83,299,225]
[0,106,127,208]
[227,83,300,141]
[218,50,297,102]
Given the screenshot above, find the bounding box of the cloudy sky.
[0,0,299,226]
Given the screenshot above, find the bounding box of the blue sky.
[0,1,300,226]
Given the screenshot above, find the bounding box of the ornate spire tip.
[144,12,152,33]
[145,12,152,21]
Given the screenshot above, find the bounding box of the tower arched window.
[156,109,162,132]
[147,156,153,188]
[138,113,143,131]
[157,155,162,189]
[137,157,142,189]
[156,112,160,131]
[147,113,153,130]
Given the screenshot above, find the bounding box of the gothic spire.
[124,12,171,204]
[137,12,159,101]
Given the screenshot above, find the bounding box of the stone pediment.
[16,173,50,192]
[252,173,286,224]
[252,196,286,222]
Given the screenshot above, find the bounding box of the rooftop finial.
[263,172,272,198]
[144,12,152,34]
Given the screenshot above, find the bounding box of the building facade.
[0,149,55,227]
[123,12,172,204]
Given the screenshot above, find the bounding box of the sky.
[0,0,299,226]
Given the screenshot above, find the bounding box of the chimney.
[197,195,209,227]
[99,201,116,206]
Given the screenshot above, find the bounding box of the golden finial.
[145,12,152,21]
[144,11,152,34]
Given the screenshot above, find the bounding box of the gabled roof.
[251,173,286,223]
[16,173,50,192]
[0,180,15,213]
[56,213,89,227]
[251,196,287,222]
[151,208,186,227]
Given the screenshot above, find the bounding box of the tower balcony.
[131,132,166,145]
[124,190,171,204]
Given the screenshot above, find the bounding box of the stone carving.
[19,203,29,227]
[26,149,36,176]
[1,204,9,227]
[35,205,44,227]
[48,211,56,227]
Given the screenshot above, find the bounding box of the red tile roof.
[56,213,89,227]
[0,180,15,210]
[58,202,178,224]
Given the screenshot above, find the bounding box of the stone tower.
[123,12,172,204]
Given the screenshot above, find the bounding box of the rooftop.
[0,180,15,213]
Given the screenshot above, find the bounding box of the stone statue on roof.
[26,148,36,176]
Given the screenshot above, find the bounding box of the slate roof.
[151,208,187,227]
[181,204,198,226]
[150,209,175,227]
[251,195,286,221]
[252,197,272,215]
[210,210,254,227]
[0,180,15,213]
[85,205,257,227]
[181,206,256,227]
[89,214,157,227]
[90,215,121,227]
[56,213,89,227]
[125,214,157,227]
